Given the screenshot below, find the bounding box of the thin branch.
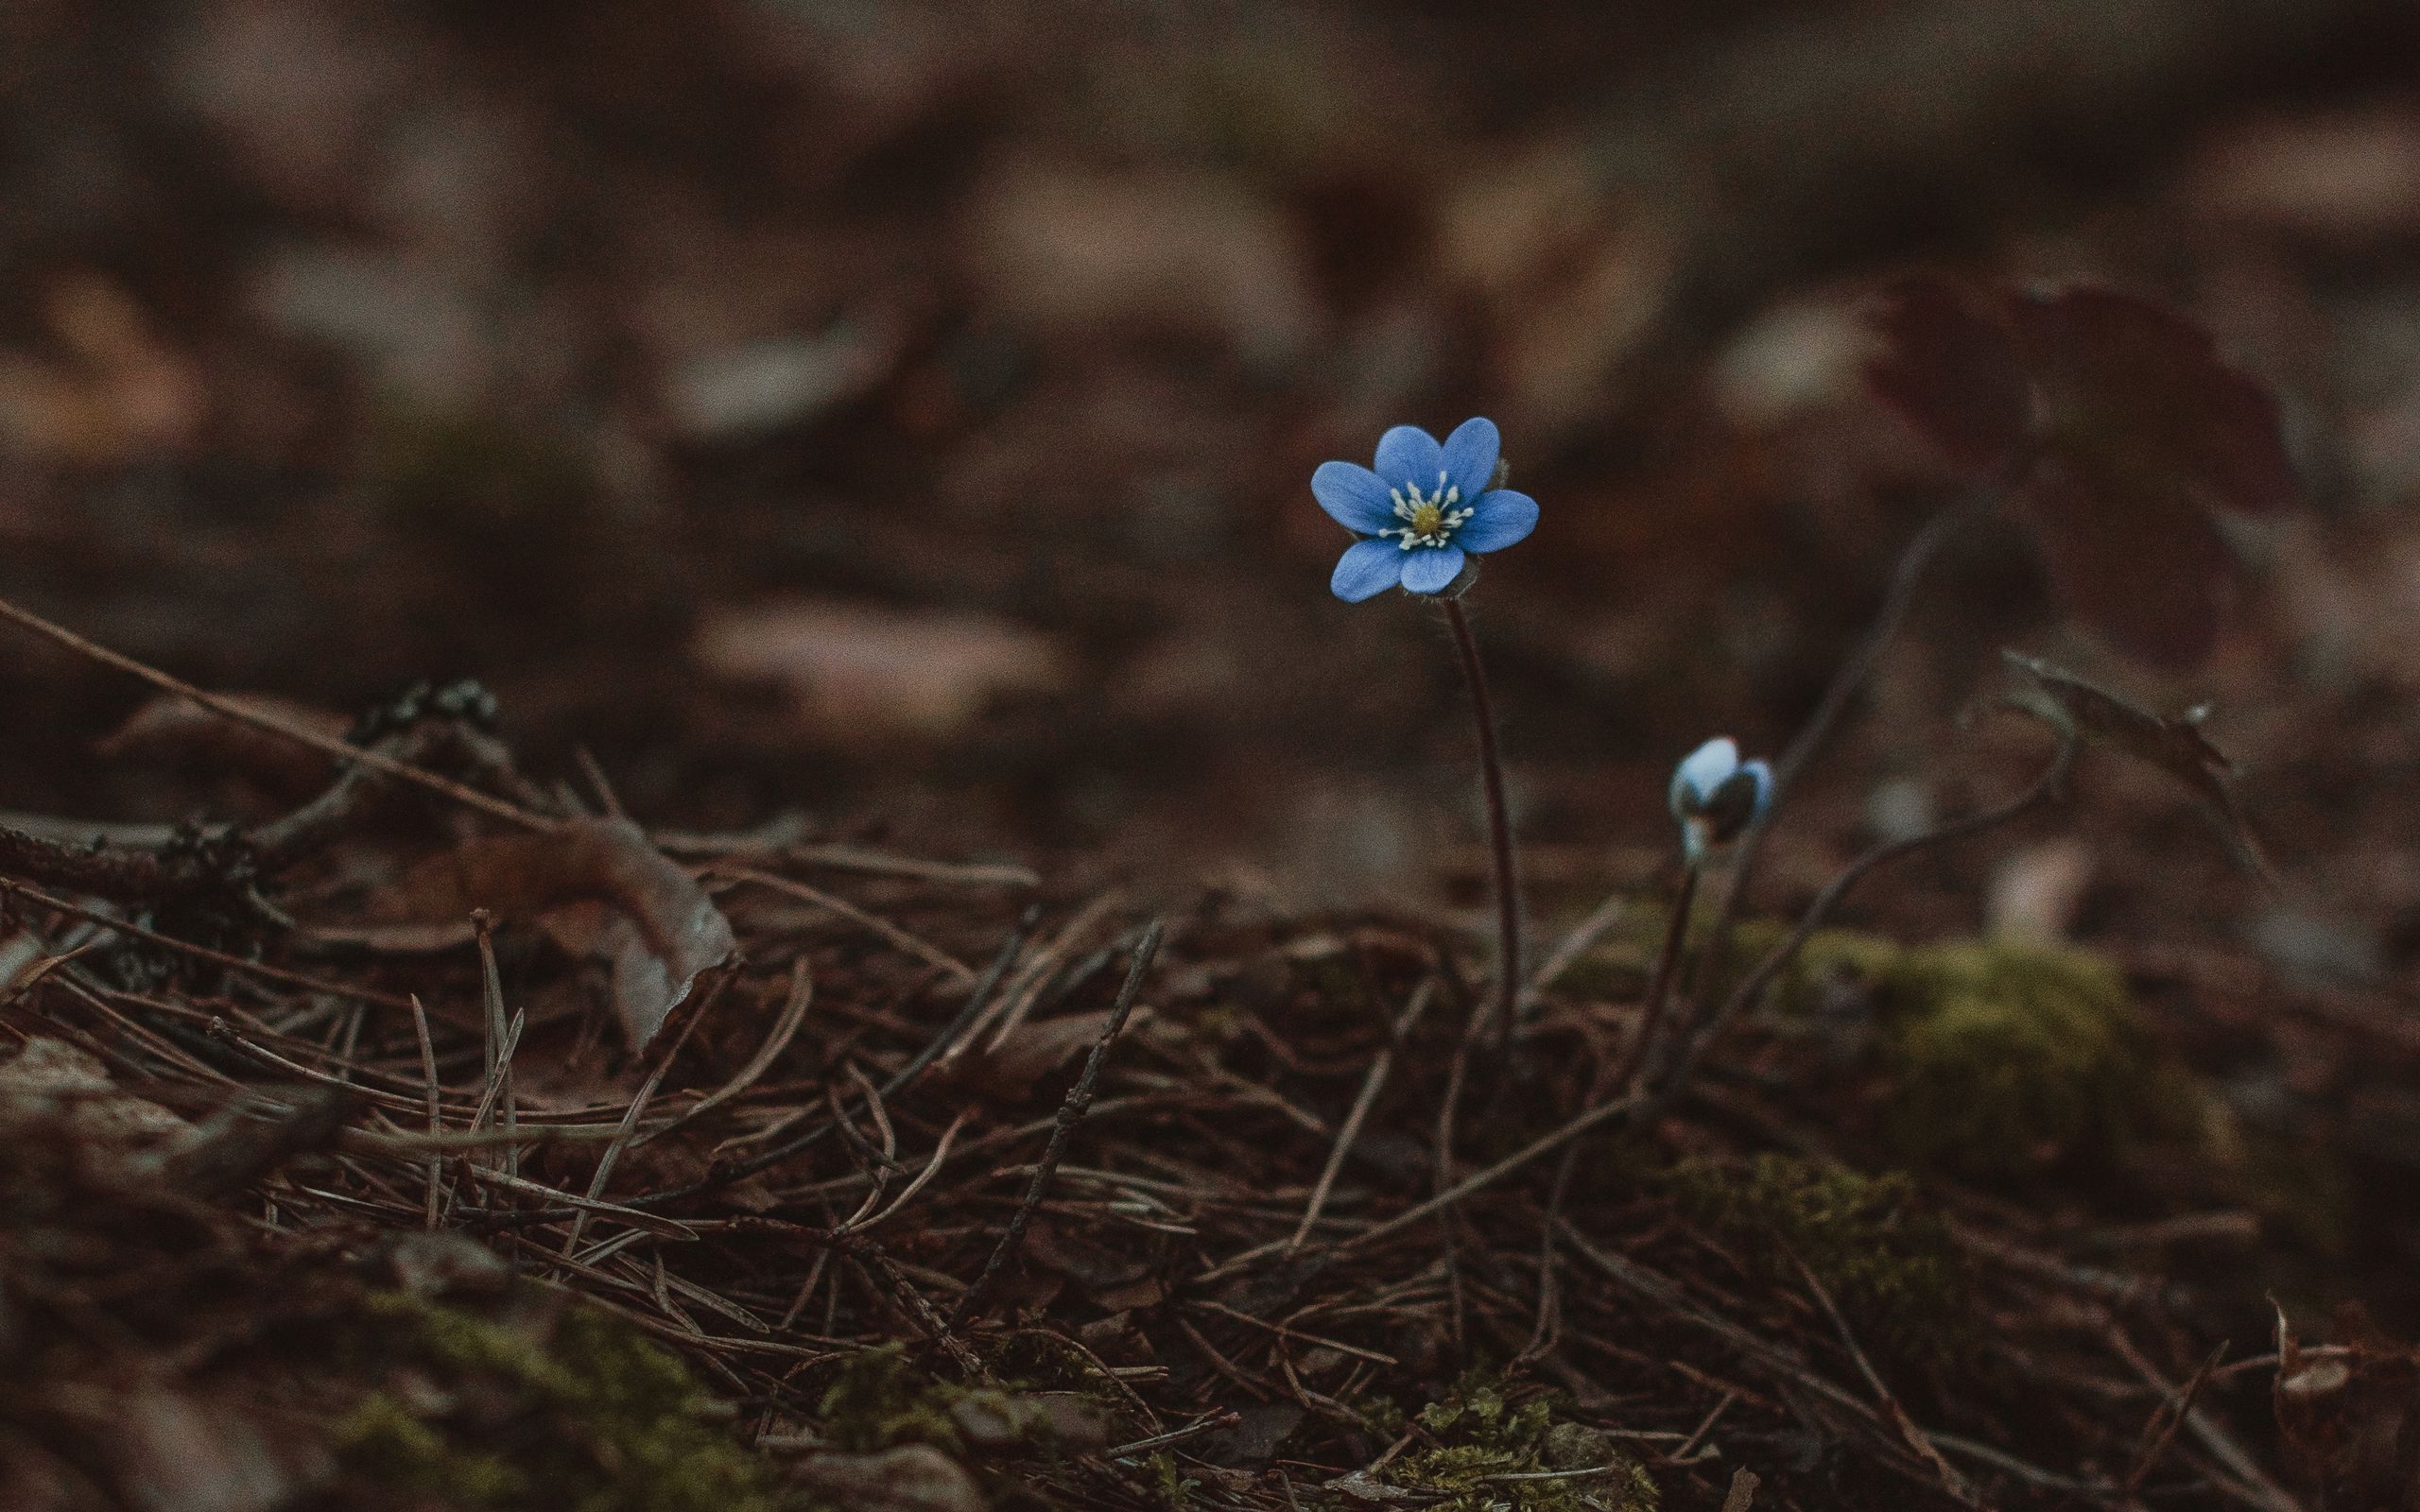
[941,921,1162,1340]
[0,592,553,833]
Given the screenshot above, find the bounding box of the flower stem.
[1442,596,1521,1043]
[1614,858,1699,1096]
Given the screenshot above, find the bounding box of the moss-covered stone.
[333,1289,788,1512]
[1333,1373,1655,1512]
[1668,1153,1968,1363]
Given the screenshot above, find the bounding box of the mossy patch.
[1567,902,2206,1179]
[809,1340,1119,1465]
[1873,940,2179,1177]
[333,1289,787,1512]
[1668,1153,1968,1363]
[1335,1373,1655,1512]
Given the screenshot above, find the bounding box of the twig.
[1329,1089,1642,1258]
[1103,1411,1242,1460]
[0,592,553,833]
[2105,1324,2307,1512]
[474,912,519,1177]
[941,921,1162,1340]
[0,821,212,900]
[1606,858,1698,1097]
[1791,1250,1980,1505]
[1524,889,1630,1008]
[0,876,418,1008]
[640,957,814,1143]
[2124,1343,2226,1495]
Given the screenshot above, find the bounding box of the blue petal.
[1456,490,1537,554]
[1400,545,1466,594]
[1740,760,1774,824]
[1330,540,1406,602]
[1440,418,1500,499]
[1374,425,1444,492]
[1311,461,1398,535]
[1669,737,1739,816]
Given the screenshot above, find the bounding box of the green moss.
[335,1290,787,1512]
[1590,913,2192,1179]
[1335,1373,1655,1512]
[814,1344,977,1454]
[1875,941,2165,1177]
[337,1391,527,1505]
[1668,1153,1968,1364]
[810,1339,1120,1461]
[1147,1449,1203,1507]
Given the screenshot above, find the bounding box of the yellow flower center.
[1382,472,1475,550]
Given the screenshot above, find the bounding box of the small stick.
[0,876,417,1008]
[561,1011,707,1255]
[1441,597,1522,1047]
[1524,890,1630,1007]
[1328,1089,1642,1258]
[641,957,813,1142]
[0,592,552,833]
[942,921,1162,1340]
[1102,1411,1242,1460]
[1792,1251,1979,1505]
[2123,1343,2226,1494]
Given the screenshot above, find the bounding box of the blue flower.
[1313,418,1541,601]
[1669,737,1772,860]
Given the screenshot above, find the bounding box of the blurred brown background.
[5,0,2420,977]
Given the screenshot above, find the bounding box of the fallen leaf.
[96,692,350,798]
[322,817,737,1051]
[2013,284,2298,518]
[2275,1305,2420,1512]
[695,597,1067,743]
[0,275,204,465]
[970,160,1319,366]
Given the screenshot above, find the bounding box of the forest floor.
[6,3,2420,1508]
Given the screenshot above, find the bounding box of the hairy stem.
[1442,596,1523,1045]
